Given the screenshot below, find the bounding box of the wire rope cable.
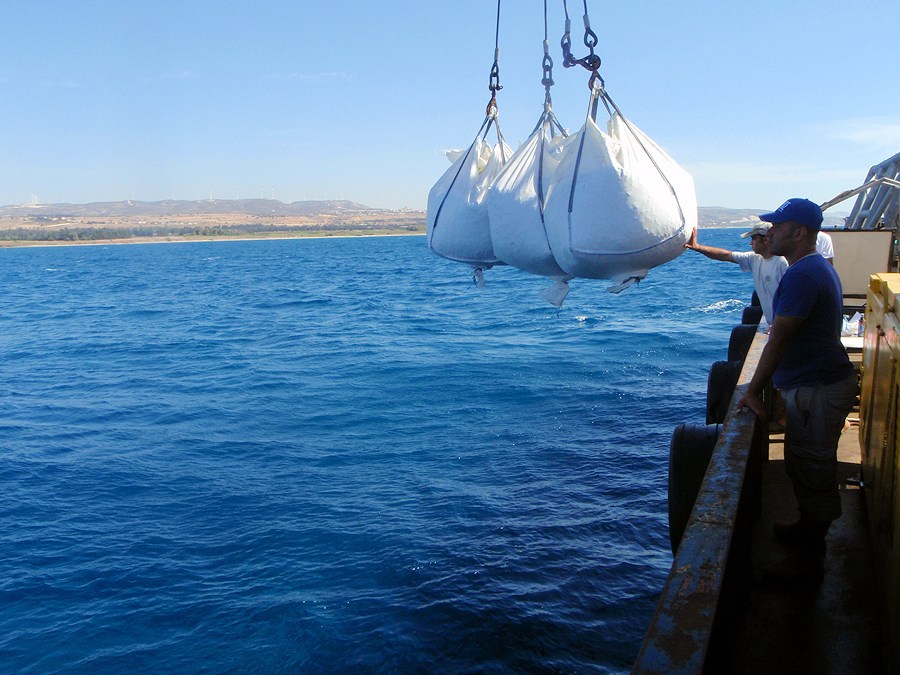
[558,0,686,229]
[428,0,507,260]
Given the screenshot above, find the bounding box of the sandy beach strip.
[0,230,426,249]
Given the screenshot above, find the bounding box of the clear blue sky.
[2,1,898,211]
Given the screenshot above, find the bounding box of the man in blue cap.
[737,198,857,578]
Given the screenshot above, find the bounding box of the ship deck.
[633,336,888,673]
[727,390,885,672]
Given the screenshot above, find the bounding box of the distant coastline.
[0,199,426,247]
[0,230,425,249]
[0,198,847,248]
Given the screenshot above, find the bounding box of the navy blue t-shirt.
[771,252,854,389]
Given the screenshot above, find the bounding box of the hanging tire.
[728,323,757,362]
[741,305,763,326]
[706,359,743,424]
[668,423,721,554]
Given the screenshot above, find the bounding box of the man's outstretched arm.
[684,226,735,262]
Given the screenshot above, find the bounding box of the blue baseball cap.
[758,198,823,230]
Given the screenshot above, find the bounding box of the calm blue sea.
[1,229,754,673]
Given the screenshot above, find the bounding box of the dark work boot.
[773,517,831,550]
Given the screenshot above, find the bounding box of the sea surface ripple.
[1,230,755,672]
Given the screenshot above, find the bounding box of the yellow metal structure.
[860,272,900,669]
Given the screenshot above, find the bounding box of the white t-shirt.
[730,251,788,324]
[816,231,834,259]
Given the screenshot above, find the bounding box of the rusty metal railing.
[632,332,767,673]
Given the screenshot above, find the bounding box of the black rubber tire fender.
[706,359,743,424]
[668,422,721,554]
[728,323,757,362]
[741,305,763,326]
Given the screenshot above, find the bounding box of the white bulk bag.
[487,117,571,279]
[427,133,512,272]
[543,110,696,288]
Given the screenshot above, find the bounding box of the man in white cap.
[684,223,787,325]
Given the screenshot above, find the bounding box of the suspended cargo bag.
[427,131,512,277]
[426,2,511,284]
[487,113,572,280]
[486,6,574,306]
[543,95,697,291]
